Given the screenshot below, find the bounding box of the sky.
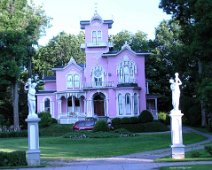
[33,0,171,46]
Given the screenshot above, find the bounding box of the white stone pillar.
[155,98,158,119]
[25,116,40,166]
[170,110,185,159]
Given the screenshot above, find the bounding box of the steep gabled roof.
[43,76,56,81]
[102,41,150,58]
[52,57,84,71]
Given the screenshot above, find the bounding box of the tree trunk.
[12,81,20,131]
[198,60,207,127]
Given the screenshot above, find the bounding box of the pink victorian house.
[36,12,158,124]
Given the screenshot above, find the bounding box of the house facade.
[36,12,158,124]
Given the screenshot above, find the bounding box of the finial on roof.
[91,2,102,23]
[68,57,76,64]
[94,2,98,14]
[121,41,131,50]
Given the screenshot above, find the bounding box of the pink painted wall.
[56,64,84,92]
[44,81,56,90]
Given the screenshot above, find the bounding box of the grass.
[160,164,212,170]
[157,146,212,162]
[0,132,206,160]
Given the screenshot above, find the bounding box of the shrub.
[93,120,109,132]
[40,124,71,137]
[112,118,121,125]
[205,145,212,156]
[113,121,169,133]
[207,120,212,132]
[113,123,145,133]
[158,112,170,125]
[190,151,201,158]
[121,117,131,124]
[142,121,169,132]
[0,131,27,138]
[51,118,58,124]
[138,110,153,123]
[0,114,6,126]
[38,112,52,127]
[129,117,140,124]
[0,151,27,167]
[187,105,201,126]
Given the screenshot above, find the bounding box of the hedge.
[93,120,109,132]
[0,151,27,167]
[113,121,169,133]
[0,131,27,138]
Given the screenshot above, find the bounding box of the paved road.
[10,126,212,170]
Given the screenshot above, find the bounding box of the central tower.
[80,11,113,84]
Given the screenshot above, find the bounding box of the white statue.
[169,73,182,110]
[24,78,38,117]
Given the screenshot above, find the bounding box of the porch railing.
[83,81,114,89]
[59,112,86,124]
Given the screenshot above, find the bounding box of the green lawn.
[160,164,212,170]
[0,132,206,160]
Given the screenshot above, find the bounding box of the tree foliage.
[159,0,212,126]
[0,0,50,130]
[33,31,85,77]
[110,30,149,51]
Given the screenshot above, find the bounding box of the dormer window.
[92,30,102,45]
[67,74,80,88]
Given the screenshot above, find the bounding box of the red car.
[72,120,96,131]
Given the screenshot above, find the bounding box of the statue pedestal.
[170,110,185,159]
[25,114,40,166]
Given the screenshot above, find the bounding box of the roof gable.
[102,41,150,58]
[52,57,84,71]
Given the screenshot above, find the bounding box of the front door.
[93,93,105,116]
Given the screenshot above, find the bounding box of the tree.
[33,31,85,77]
[110,30,149,52]
[0,0,50,130]
[159,0,212,126]
[146,20,184,111]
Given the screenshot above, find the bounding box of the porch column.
[137,94,140,113]
[83,99,86,116]
[105,98,109,116]
[131,94,134,116]
[71,96,75,113]
[123,95,126,116]
[87,100,92,117]
[58,99,62,115]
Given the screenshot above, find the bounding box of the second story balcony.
[83,81,114,89]
[81,42,113,49]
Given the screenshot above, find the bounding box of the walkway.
[13,126,212,170]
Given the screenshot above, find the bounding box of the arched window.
[74,74,80,88]
[118,94,123,115]
[134,93,138,115]
[67,75,73,88]
[67,74,80,88]
[93,66,104,86]
[123,66,130,83]
[117,57,137,83]
[44,98,50,112]
[125,93,131,115]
